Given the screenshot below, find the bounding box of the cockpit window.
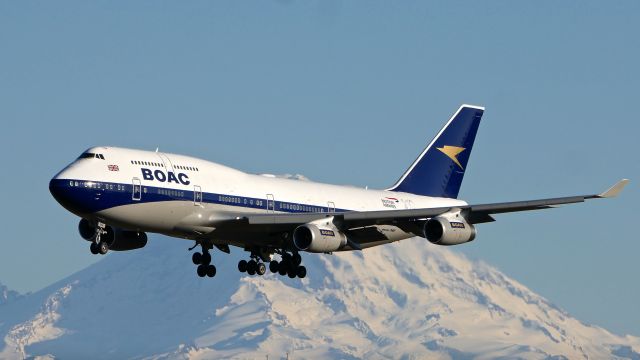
[78,153,95,159]
[78,152,105,160]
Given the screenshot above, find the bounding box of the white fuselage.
[51,146,467,248]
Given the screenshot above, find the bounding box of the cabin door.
[266,194,275,212]
[194,185,202,205]
[132,178,142,201]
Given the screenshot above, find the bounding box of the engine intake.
[423,215,476,246]
[78,218,96,241]
[293,220,346,253]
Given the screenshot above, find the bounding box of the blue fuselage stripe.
[49,179,347,215]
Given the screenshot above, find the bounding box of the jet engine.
[78,219,147,251]
[293,219,347,253]
[423,214,476,246]
[109,230,148,251]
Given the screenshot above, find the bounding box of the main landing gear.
[237,250,306,279]
[191,243,216,278]
[237,259,267,276]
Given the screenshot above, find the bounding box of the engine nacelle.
[423,215,476,246]
[77,219,147,251]
[109,229,148,251]
[293,219,347,253]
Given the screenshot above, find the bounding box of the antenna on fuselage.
[155,147,159,153]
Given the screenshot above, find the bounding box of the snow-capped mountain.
[1,236,638,359]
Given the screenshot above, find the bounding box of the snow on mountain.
[1,236,638,359]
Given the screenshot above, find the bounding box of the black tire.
[247,267,256,276]
[292,253,302,266]
[192,252,202,265]
[90,242,99,255]
[247,260,257,273]
[269,260,279,273]
[278,266,287,276]
[238,260,248,272]
[296,266,307,279]
[206,265,217,277]
[287,269,296,278]
[98,241,109,255]
[196,265,207,277]
[201,252,211,265]
[257,262,266,276]
[278,258,289,276]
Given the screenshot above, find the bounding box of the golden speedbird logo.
[437,145,466,170]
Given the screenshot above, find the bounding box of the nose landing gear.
[88,222,111,255]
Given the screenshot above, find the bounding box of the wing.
[179,179,628,247]
[240,179,629,227]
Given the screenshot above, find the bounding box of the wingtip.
[598,179,630,198]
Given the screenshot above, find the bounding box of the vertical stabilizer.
[387,105,484,198]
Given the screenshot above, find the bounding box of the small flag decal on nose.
[108,165,119,171]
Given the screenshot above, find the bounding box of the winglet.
[598,179,630,198]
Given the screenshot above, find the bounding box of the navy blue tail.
[387,105,484,198]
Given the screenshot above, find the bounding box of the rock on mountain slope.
[0,284,21,306]
[0,236,638,360]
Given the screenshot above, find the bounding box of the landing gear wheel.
[201,252,211,265]
[206,265,217,277]
[287,268,297,278]
[257,262,267,276]
[247,260,257,275]
[98,241,109,255]
[197,265,207,277]
[238,260,248,272]
[278,265,288,276]
[269,260,279,273]
[292,253,302,266]
[296,266,307,279]
[90,242,99,255]
[192,252,202,265]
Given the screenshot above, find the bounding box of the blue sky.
[1,1,638,335]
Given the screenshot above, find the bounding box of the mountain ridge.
[1,236,638,359]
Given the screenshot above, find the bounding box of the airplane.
[49,105,629,279]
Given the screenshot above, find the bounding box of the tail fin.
[387,104,484,198]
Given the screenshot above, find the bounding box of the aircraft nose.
[49,177,70,208]
[49,176,89,214]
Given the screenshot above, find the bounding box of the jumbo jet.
[49,105,628,279]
